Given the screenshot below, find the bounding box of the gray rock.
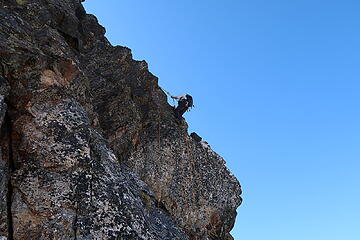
[0,0,242,239]
[80,14,242,239]
[0,96,8,238]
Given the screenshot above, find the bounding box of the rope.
[159,86,172,97]
[159,86,176,106]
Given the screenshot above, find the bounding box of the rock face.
[0,0,242,239]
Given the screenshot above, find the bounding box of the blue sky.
[84,1,360,239]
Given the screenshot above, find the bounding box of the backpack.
[186,94,193,108]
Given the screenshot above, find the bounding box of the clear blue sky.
[84,1,360,239]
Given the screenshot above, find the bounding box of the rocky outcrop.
[0,0,242,239]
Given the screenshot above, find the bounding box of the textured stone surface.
[81,10,242,240]
[0,95,8,238]
[0,0,242,239]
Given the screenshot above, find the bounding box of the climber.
[171,94,194,119]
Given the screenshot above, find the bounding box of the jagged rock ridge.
[0,0,242,239]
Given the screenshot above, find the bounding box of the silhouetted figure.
[171,94,194,119]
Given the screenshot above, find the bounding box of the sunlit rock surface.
[0,0,242,239]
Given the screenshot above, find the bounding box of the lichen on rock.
[0,0,242,239]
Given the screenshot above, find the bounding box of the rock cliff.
[0,0,242,239]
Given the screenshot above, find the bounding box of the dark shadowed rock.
[0,96,8,238]
[190,132,202,142]
[0,0,242,239]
